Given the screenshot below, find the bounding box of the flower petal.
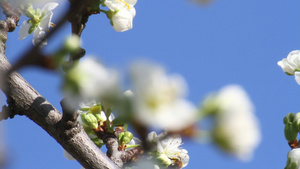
[32,27,47,46]
[39,13,53,32]
[112,10,133,32]
[18,20,32,40]
[295,71,300,85]
[41,2,58,13]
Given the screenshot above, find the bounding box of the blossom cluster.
[278,51,300,168]
[16,2,261,168]
[63,58,198,133]
[60,56,261,168]
[18,0,138,47]
[64,100,189,168]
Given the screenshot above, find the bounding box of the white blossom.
[130,61,197,131]
[125,156,160,169]
[63,57,120,105]
[147,131,189,168]
[64,34,81,52]
[104,0,137,32]
[213,85,261,161]
[111,9,134,32]
[105,0,137,15]
[285,148,300,169]
[278,50,300,85]
[14,0,63,5]
[18,2,58,47]
[278,50,300,75]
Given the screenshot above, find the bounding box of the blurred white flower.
[124,90,134,97]
[63,57,120,105]
[212,85,261,161]
[18,2,58,47]
[278,50,300,85]
[285,148,300,169]
[104,0,137,32]
[147,131,189,168]
[64,34,81,52]
[130,62,197,131]
[14,0,63,5]
[125,156,160,169]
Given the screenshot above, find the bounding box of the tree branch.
[0,24,119,169]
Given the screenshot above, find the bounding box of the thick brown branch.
[0,29,119,169]
[0,54,119,169]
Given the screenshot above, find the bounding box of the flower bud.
[118,131,133,144]
[285,148,300,169]
[81,113,98,129]
[123,131,133,144]
[284,113,295,125]
[283,113,299,141]
[94,113,105,122]
[284,122,298,142]
[90,105,102,114]
[118,132,124,144]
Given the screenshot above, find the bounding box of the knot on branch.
[5,17,16,32]
[0,95,23,121]
[0,105,15,120]
[0,1,22,33]
[56,119,82,140]
[120,147,143,164]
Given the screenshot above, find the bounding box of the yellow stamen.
[50,23,56,28]
[119,0,131,10]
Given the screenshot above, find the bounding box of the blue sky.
[2,0,300,168]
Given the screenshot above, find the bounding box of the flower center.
[119,0,130,9]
